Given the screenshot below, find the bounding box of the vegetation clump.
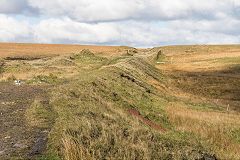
[27,74,66,85]
[76,49,95,57]
[0,59,5,75]
[53,59,76,66]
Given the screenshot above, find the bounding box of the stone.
[13,143,28,149]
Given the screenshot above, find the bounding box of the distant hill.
[0,43,134,58]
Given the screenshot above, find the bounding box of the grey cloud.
[1,13,240,47]
[1,0,239,23]
[0,0,39,15]
[169,18,240,36]
[233,6,240,19]
[30,17,240,47]
[27,0,238,22]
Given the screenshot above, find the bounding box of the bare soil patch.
[127,109,168,132]
[0,82,53,159]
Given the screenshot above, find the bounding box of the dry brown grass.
[0,43,123,58]
[0,52,96,81]
[157,51,240,72]
[167,103,240,126]
[154,45,240,109]
[156,45,240,56]
[150,45,240,159]
[166,103,240,159]
[62,135,92,160]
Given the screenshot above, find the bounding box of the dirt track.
[127,109,167,132]
[0,82,52,159]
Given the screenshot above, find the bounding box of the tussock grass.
[3,61,33,73]
[52,59,76,66]
[62,134,92,160]
[0,59,4,75]
[166,104,240,159]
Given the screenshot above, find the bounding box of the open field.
[0,43,134,58]
[0,44,240,159]
[154,45,240,111]
[152,45,240,159]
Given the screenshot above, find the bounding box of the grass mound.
[74,49,95,57]
[45,56,216,159]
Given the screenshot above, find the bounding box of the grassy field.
[0,44,240,159]
[0,43,135,58]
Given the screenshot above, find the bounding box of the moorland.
[0,43,240,159]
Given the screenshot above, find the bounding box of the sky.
[0,0,240,47]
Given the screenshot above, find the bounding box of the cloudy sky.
[0,0,240,47]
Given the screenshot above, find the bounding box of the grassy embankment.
[0,44,240,159]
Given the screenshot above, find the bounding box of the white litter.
[14,80,21,86]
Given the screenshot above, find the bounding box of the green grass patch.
[27,74,67,85]
[53,59,76,66]
[25,98,57,128]
[229,64,240,70]
[71,49,110,70]
[184,101,225,113]
[216,57,240,63]
[0,59,4,75]
[230,128,240,144]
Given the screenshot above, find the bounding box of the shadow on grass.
[169,66,240,112]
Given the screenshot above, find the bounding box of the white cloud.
[31,17,240,47]
[32,18,169,47]
[0,14,239,47]
[170,18,240,35]
[233,0,240,6]
[33,18,120,43]
[27,0,240,22]
[0,14,32,42]
[0,0,240,47]
[28,0,137,22]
